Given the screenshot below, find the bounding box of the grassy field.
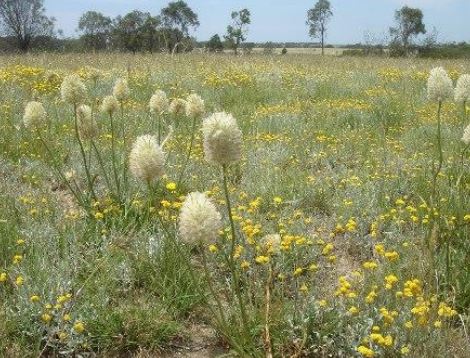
[1,53,470,357]
[220,48,349,55]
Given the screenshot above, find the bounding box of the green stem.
[177,116,197,186]
[91,139,113,196]
[430,101,444,289]
[446,238,451,288]
[264,264,273,358]
[432,101,443,200]
[109,112,121,200]
[38,133,87,211]
[73,103,97,201]
[157,114,162,145]
[222,165,237,261]
[120,102,128,197]
[201,248,229,328]
[221,164,250,342]
[463,100,467,126]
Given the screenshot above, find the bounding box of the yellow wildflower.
[357,345,375,357]
[73,321,85,333]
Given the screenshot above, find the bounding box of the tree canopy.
[0,0,55,52]
[161,0,199,52]
[78,11,112,51]
[390,6,426,55]
[224,9,251,55]
[207,34,224,52]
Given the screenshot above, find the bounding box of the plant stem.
[73,103,97,201]
[464,101,468,126]
[91,139,113,196]
[177,115,197,186]
[120,102,128,197]
[38,133,87,211]
[446,238,451,288]
[222,165,237,260]
[428,100,444,289]
[264,264,273,358]
[157,113,162,145]
[432,101,443,199]
[221,164,251,343]
[109,112,121,200]
[201,248,229,328]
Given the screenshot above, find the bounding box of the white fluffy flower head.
[76,104,98,139]
[455,74,470,104]
[169,98,187,116]
[149,90,169,115]
[100,95,119,115]
[61,74,87,104]
[462,124,470,145]
[129,135,165,183]
[427,67,454,102]
[202,112,242,165]
[85,66,101,82]
[185,93,205,118]
[23,101,46,128]
[113,78,130,102]
[178,192,222,245]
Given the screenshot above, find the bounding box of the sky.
[45,0,470,44]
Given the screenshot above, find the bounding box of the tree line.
[0,0,459,57]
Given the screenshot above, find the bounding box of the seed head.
[427,67,454,102]
[185,93,205,118]
[61,74,87,104]
[178,192,222,245]
[100,95,119,115]
[76,104,98,139]
[169,98,187,116]
[455,74,470,104]
[129,135,165,183]
[202,112,242,165]
[113,78,130,102]
[23,101,46,129]
[149,90,169,115]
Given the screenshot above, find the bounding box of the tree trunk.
[19,37,31,53]
[321,25,325,56]
[403,36,409,57]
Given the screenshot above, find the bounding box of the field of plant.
[1,53,470,357]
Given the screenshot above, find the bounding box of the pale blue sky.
[46,0,470,44]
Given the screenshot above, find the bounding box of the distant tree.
[389,6,426,55]
[281,47,288,55]
[207,34,224,52]
[78,11,112,51]
[306,0,332,55]
[0,0,55,52]
[224,9,251,55]
[112,10,151,54]
[141,15,163,53]
[161,1,199,53]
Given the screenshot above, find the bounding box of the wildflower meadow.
[1,53,470,357]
